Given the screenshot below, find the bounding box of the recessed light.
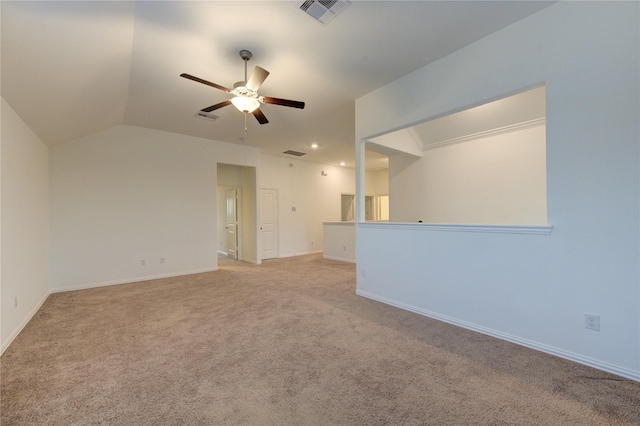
[340,162,346,166]
[311,143,318,149]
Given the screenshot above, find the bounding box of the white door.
[226,189,239,260]
[260,188,278,259]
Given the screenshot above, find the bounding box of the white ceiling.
[406,84,546,148]
[365,85,546,169]
[1,1,554,169]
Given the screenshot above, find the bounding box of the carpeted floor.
[2,254,639,425]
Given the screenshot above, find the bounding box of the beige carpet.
[2,254,639,425]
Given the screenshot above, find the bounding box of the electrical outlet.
[361,269,366,278]
[585,314,600,331]
[160,257,165,264]
[140,259,146,266]
[14,296,18,308]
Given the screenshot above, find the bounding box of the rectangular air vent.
[283,150,307,157]
[194,111,219,122]
[299,0,351,25]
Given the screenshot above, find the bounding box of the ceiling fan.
[180,50,305,125]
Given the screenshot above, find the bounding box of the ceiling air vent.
[194,111,219,122]
[299,0,351,25]
[283,150,307,157]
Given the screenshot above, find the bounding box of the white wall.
[240,166,258,263]
[355,2,640,380]
[323,222,355,263]
[369,169,388,196]
[258,154,387,258]
[390,122,547,225]
[49,124,259,291]
[260,153,360,257]
[1,97,50,352]
[50,127,359,291]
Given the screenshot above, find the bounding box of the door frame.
[226,188,240,260]
[217,184,242,259]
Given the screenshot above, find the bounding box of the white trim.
[1,292,49,355]
[424,118,546,150]
[359,221,553,235]
[323,221,356,227]
[241,256,260,265]
[50,268,219,294]
[323,255,356,263]
[355,289,640,382]
[278,250,323,259]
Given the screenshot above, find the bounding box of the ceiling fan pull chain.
[244,112,248,168]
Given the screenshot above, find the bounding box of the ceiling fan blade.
[201,100,232,112]
[261,96,305,109]
[180,73,231,92]
[252,108,269,124]
[246,66,270,91]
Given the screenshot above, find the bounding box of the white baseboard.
[323,255,356,263]
[1,291,49,356]
[278,250,323,258]
[218,250,260,264]
[356,289,640,383]
[50,268,219,294]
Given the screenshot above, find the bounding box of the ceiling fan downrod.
[239,49,253,83]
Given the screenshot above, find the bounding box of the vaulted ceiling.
[1,1,553,169]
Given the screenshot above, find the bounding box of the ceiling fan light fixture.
[231,96,260,113]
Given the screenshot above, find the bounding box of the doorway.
[226,188,239,260]
[217,184,242,259]
[341,194,387,221]
[217,163,259,263]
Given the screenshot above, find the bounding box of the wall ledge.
[358,222,553,235]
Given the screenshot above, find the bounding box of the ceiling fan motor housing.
[232,82,258,99]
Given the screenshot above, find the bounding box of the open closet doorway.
[226,188,239,260]
[217,163,259,264]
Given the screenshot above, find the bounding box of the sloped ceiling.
[367,84,547,160]
[1,1,554,169]
[1,1,135,146]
